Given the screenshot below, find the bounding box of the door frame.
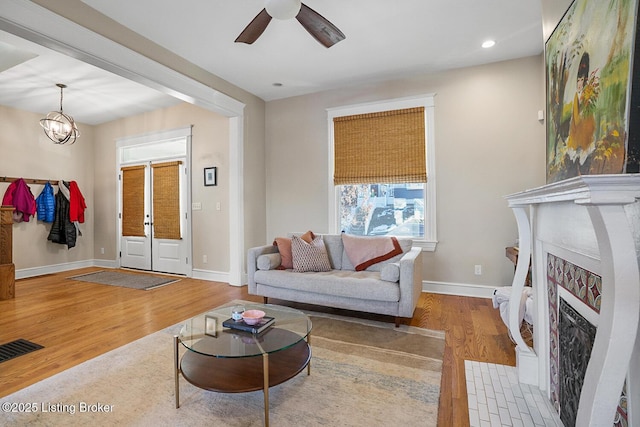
[116,127,193,276]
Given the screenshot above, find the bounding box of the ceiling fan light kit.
[265,0,301,20]
[235,1,345,48]
[39,83,80,145]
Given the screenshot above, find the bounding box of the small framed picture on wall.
[204,167,217,186]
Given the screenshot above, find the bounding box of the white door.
[150,160,189,275]
[119,160,189,275]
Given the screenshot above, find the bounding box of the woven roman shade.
[121,165,146,237]
[152,161,182,240]
[333,107,427,185]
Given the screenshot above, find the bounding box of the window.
[339,183,425,236]
[328,95,437,251]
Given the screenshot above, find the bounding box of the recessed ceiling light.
[482,40,496,49]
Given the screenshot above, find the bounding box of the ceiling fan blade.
[296,3,345,48]
[235,9,272,44]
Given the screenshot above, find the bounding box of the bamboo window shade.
[151,161,182,240]
[121,165,146,237]
[333,107,427,185]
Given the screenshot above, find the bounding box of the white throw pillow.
[257,253,282,270]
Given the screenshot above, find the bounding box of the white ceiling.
[0,0,544,125]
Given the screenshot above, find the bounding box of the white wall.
[265,55,546,289]
[0,105,95,273]
[94,102,230,273]
[1,55,546,290]
[28,0,269,266]
[0,102,237,278]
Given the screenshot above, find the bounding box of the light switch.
[192,202,202,210]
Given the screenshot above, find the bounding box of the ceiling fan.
[235,0,346,48]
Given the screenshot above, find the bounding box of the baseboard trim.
[16,262,496,298]
[191,268,231,284]
[16,260,96,280]
[422,280,498,298]
[93,259,118,269]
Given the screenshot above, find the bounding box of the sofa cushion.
[254,269,400,302]
[291,235,332,272]
[321,234,343,269]
[273,230,315,269]
[257,253,281,270]
[380,262,400,282]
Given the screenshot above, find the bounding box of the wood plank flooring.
[0,267,515,426]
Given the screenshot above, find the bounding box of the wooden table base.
[174,336,311,426]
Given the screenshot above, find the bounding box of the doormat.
[69,270,180,290]
[0,339,44,363]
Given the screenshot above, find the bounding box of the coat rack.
[1,177,63,299]
[0,176,59,185]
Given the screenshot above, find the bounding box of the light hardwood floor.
[0,267,515,426]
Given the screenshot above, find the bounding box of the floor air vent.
[0,339,44,363]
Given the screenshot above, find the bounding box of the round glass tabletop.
[179,303,311,358]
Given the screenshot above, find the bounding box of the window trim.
[327,94,437,251]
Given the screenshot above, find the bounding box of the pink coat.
[2,178,37,222]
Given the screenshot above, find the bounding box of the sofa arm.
[397,246,423,318]
[247,244,279,293]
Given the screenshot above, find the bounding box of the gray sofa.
[247,233,423,326]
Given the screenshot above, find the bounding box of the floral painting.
[546,0,639,182]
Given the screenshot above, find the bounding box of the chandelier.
[40,83,80,145]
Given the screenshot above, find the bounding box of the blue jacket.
[36,182,56,223]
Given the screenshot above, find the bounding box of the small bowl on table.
[242,309,266,325]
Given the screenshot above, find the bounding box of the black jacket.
[47,190,76,249]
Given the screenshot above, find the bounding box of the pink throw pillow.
[273,230,315,269]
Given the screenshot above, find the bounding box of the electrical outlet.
[216,202,221,211]
[100,247,105,255]
[203,255,208,264]
[474,265,482,275]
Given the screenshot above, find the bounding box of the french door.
[120,160,189,275]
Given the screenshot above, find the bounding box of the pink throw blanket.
[342,234,402,271]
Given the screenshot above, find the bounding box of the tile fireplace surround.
[505,175,640,426]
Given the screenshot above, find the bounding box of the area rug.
[69,270,180,290]
[0,312,444,426]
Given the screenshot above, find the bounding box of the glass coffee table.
[174,303,312,426]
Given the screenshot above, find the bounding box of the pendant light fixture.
[40,83,80,145]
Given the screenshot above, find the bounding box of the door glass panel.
[151,161,182,240]
[121,165,146,237]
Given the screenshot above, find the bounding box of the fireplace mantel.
[505,174,640,427]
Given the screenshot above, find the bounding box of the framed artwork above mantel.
[545,0,640,183]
